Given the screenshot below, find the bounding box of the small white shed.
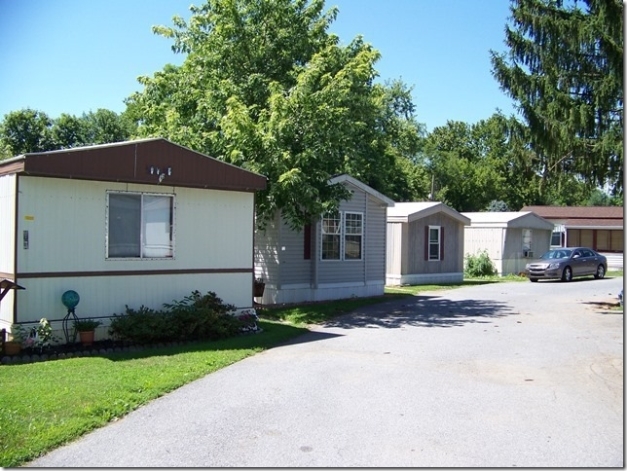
[462,211,554,276]
[0,138,266,339]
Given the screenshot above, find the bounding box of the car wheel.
[594,264,605,279]
[529,277,538,282]
[561,266,573,282]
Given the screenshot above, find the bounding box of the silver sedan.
[525,247,608,282]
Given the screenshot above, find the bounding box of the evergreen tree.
[490,0,623,196]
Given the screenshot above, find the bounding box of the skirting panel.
[386,272,463,286]
[258,282,385,305]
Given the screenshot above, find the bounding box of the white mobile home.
[462,211,554,276]
[254,175,394,304]
[0,138,266,338]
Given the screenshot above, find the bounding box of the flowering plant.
[236,309,262,333]
[36,318,56,346]
[22,318,59,352]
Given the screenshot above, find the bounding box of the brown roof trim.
[0,138,267,192]
[17,267,252,279]
[564,218,624,229]
[521,205,623,220]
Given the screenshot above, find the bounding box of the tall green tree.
[52,113,88,149]
[423,114,538,211]
[126,0,425,229]
[0,109,56,156]
[0,108,135,157]
[491,0,623,196]
[81,109,135,145]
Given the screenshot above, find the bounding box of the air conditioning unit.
[523,250,534,258]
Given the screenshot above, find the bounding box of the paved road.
[28,277,624,467]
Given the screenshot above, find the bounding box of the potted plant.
[73,319,102,347]
[253,277,265,298]
[4,324,28,355]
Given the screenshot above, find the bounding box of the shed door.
[611,230,624,251]
[596,230,610,251]
[580,230,593,248]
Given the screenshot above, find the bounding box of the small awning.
[0,279,25,303]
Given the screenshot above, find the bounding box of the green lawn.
[1,294,400,467]
[0,321,310,467]
[1,271,620,467]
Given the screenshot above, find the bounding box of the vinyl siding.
[258,181,388,303]
[0,174,16,275]
[12,176,256,324]
[254,212,282,285]
[14,273,252,325]
[17,176,254,273]
[501,228,552,275]
[0,174,17,328]
[278,215,313,285]
[318,188,366,284]
[407,213,464,274]
[466,226,552,275]
[365,196,386,281]
[386,222,403,276]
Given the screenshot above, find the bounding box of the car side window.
[582,249,594,257]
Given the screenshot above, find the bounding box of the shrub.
[108,291,242,345]
[108,305,170,345]
[465,250,497,277]
[163,290,239,341]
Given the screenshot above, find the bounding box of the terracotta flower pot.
[79,330,95,347]
[4,340,22,356]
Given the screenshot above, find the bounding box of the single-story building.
[386,202,470,285]
[254,174,394,304]
[520,205,623,252]
[462,211,554,276]
[0,138,266,340]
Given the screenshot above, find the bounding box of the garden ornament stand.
[61,290,80,344]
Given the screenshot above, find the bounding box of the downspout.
[251,192,257,303]
[364,196,368,286]
[501,227,506,275]
[313,220,319,289]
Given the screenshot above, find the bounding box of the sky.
[0,0,519,133]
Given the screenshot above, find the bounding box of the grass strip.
[0,320,306,467]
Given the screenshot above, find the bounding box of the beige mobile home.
[254,174,394,304]
[462,211,554,276]
[386,202,470,285]
[0,138,266,339]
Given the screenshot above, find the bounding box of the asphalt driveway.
[28,277,624,467]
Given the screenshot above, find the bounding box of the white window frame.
[522,228,532,251]
[321,212,342,260]
[428,225,441,261]
[320,211,364,261]
[106,191,175,260]
[343,212,363,261]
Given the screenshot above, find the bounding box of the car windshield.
[540,249,572,260]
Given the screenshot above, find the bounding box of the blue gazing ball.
[61,290,80,309]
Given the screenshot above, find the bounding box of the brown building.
[520,206,623,254]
